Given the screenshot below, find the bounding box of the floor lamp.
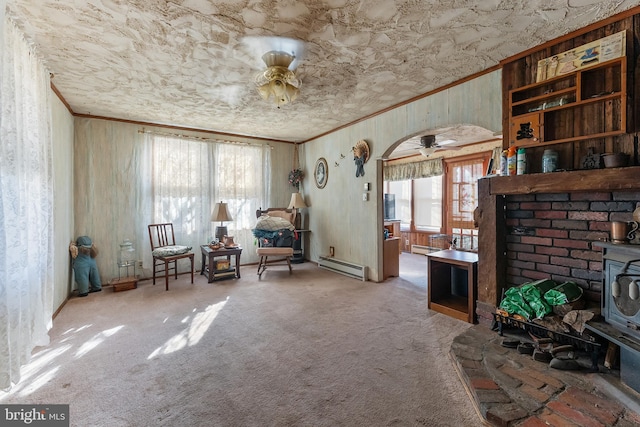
[211,201,233,242]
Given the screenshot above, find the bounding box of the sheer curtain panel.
[0,16,55,390]
[137,134,271,268]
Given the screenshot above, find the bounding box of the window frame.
[443,151,492,250]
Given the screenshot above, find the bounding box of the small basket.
[208,242,221,250]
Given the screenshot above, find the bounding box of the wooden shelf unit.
[384,220,401,238]
[507,56,627,148]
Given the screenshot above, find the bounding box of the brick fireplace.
[504,191,640,305]
[477,168,640,394]
[476,166,640,325]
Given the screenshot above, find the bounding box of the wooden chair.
[255,208,295,278]
[148,223,194,290]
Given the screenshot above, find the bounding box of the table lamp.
[288,192,307,230]
[211,201,233,242]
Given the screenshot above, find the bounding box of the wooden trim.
[50,80,295,144]
[442,150,493,165]
[477,177,507,306]
[50,82,73,115]
[52,297,69,319]
[499,6,640,65]
[444,152,492,234]
[488,166,640,195]
[73,113,293,144]
[300,64,501,144]
[51,59,498,146]
[49,8,638,147]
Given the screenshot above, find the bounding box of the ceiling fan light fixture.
[419,147,436,157]
[255,51,301,107]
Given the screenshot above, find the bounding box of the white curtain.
[136,134,271,267]
[0,15,55,390]
[213,142,271,263]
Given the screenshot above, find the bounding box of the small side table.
[292,229,309,264]
[427,249,478,324]
[200,245,242,283]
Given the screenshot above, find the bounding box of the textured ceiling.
[6,1,640,143]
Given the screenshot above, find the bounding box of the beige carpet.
[0,261,482,427]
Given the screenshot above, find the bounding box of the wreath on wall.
[288,168,304,189]
[288,144,304,189]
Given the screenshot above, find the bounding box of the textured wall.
[304,70,503,281]
[73,118,295,282]
[68,70,501,285]
[51,93,75,311]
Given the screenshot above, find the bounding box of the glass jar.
[118,239,136,267]
[542,149,558,173]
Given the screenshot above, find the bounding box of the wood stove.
[591,242,640,393]
[602,245,640,340]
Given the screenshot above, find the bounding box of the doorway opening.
[382,125,500,287]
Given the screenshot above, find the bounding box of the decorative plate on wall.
[314,157,328,189]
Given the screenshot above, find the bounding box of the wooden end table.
[200,245,242,282]
[427,249,478,324]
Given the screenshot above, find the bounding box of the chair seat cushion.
[152,245,192,257]
[256,247,294,256]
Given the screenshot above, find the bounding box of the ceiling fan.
[243,36,306,108]
[417,135,460,157]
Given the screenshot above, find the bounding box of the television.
[384,194,396,220]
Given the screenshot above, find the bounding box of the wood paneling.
[502,16,637,167]
[488,166,640,195]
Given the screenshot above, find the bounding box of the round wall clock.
[314,157,328,189]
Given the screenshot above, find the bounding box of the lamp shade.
[211,201,233,223]
[288,192,307,209]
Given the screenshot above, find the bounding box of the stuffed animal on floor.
[69,236,102,297]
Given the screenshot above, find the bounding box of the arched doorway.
[380,124,502,288]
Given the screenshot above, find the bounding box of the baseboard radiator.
[411,244,434,255]
[318,256,367,281]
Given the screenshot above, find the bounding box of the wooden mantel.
[475,166,640,326]
[488,166,640,195]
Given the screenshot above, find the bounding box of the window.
[387,180,411,229]
[445,154,491,250]
[385,175,443,232]
[414,175,443,231]
[140,133,271,264]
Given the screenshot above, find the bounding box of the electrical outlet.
[329,246,335,257]
[136,260,143,269]
[405,239,409,246]
[362,192,369,201]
